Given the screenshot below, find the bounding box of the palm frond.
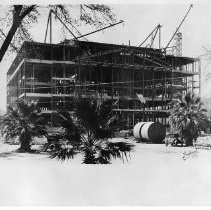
[93,127,113,139]
[50,146,78,161]
[98,100,113,126]
[75,98,99,130]
[16,99,37,118]
[97,142,134,163]
[57,111,82,144]
[96,149,112,164]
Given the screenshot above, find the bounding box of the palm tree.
[0,100,46,152]
[50,98,134,164]
[169,92,209,146]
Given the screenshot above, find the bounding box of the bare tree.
[0,4,116,62]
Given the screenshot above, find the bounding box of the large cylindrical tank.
[133,122,166,143]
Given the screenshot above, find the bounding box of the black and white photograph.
[0,0,211,206]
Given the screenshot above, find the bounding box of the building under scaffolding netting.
[7,40,200,129]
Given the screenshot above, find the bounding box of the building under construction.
[7,40,200,129]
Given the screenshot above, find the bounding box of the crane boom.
[139,24,161,47]
[165,4,193,50]
[75,20,124,39]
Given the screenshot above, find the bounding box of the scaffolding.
[6,40,200,129]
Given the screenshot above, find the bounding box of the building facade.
[7,40,200,129]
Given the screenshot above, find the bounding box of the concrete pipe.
[133,122,166,143]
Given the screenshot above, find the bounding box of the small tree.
[50,98,134,164]
[169,92,209,146]
[0,100,46,152]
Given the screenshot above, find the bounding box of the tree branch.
[14,5,23,15]
[20,5,36,19]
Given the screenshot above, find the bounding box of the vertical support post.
[192,63,194,94]
[18,69,20,99]
[50,46,53,126]
[152,68,155,121]
[100,67,103,101]
[23,59,26,101]
[142,69,145,121]
[132,61,135,127]
[185,63,187,94]
[186,77,188,94]
[161,70,164,125]
[89,65,91,96]
[198,60,201,97]
[49,10,52,44]
[32,64,35,94]
[164,50,168,126]
[159,26,161,49]
[16,73,18,103]
[63,45,66,110]
[111,68,114,101]
[85,67,87,96]
[171,53,174,100]
[74,46,77,103]
[78,58,81,95]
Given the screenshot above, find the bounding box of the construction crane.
[165,4,193,50]
[44,9,124,43]
[173,31,182,56]
[139,24,162,49]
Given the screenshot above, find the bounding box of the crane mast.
[165,4,193,50]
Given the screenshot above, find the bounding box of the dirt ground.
[1,137,211,206]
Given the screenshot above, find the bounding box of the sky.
[1,1,211,112]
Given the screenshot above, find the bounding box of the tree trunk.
[83,150,96,164]
[18,132,32,152]
[0,5,36,62]
[0,20,21,62]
